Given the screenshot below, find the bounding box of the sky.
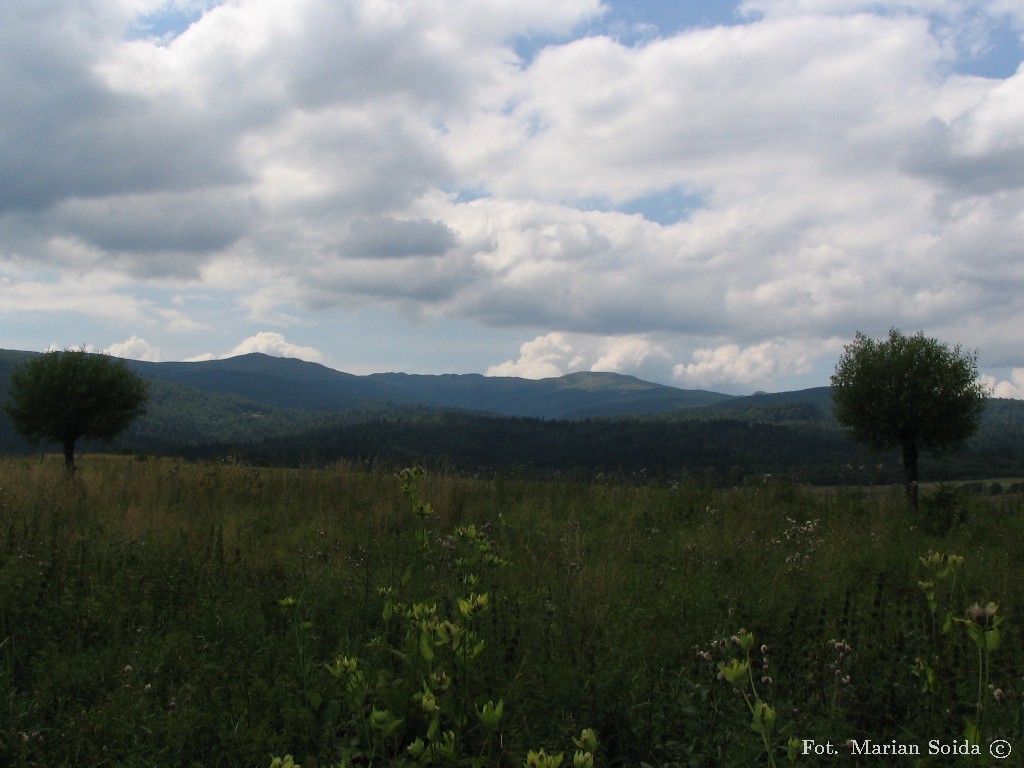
[2,0,1024,396]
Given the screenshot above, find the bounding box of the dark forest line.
[133,407,1024,487]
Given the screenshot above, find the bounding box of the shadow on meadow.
[0,456,1021,766]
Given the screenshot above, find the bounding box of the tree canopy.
[830,328,989,507]
[2,349,150,470]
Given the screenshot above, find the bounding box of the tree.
[830,328,989,509]
[2,349,150,471]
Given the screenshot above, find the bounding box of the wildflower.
[752,701,776,733]
[476,699,504,732]
[733,628,755,652]
[407,738,426,759]
[525,749,564,768]
[458,592,490,618]
[573,728,599,752]
[419,691,439,713]
[369,707,394,726]
[327,655,359,678]
[966,601,999,627]
[718,658,750,685]
[430,669,451,692]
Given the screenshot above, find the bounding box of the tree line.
[0,333,1012,490]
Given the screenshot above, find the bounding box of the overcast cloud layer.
[2,0,1024,395]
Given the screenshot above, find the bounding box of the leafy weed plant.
[273,466,598,767]
[916,551,1013,757]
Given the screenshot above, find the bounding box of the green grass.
[1,456,1022,766]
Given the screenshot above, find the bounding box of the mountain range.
[121,352,739,418]
[0,348,838,421]
[1,348,1021,484]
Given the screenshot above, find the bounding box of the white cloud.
[108,335,163,361]
[1,0,1023,391]
[672,341,817,390]
[487,333,586,378]
[487,333,832,393]
[0,269,147,324]
[487,331,676,382]
[473,14,944,203]
[225,331,326,362]
[591,336,674,375]
[155,307,210,333]
[990,0,1024,30]
[982,370,1024,399]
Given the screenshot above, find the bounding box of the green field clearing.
[1,456,1021,766]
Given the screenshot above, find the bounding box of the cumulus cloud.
[672,341,817,390]
[487,333,588,378]
[0,2,246,216]
[108,335,163,361]
[485,332,828,392]
[982,370,1024,399]
[904,76,1024,195]
[1,0,1023,392]
[225,331,326,362]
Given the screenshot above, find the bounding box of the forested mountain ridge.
[0,349,734,419]
[2,348,1024,483]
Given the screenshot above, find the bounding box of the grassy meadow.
[1,455,1022,766]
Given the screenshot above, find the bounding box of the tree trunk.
[901,439,919,511]
[63,438,76,473]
